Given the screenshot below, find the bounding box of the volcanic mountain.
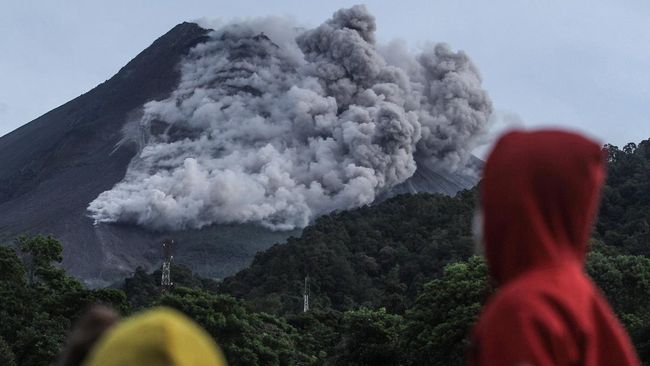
[0,17,484,285]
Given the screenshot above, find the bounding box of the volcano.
[0,13,485,285]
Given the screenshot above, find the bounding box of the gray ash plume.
[88,5,492,231]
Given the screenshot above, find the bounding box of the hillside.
[218,139,650,317]
[221,190,477,314]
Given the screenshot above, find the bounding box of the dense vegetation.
[1,139,650,365]
[221,190,477,315]
[597,140,650,256]
[0,236,129,366]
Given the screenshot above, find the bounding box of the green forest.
[2,139,650,366]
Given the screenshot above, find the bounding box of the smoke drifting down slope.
[88,5,492,231]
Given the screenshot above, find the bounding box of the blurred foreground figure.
[57,305,120,366]
[468,130,639,365]
[83,307,227,366]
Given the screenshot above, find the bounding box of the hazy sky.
[2,0,649,151]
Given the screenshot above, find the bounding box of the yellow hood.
[83,307,227,366]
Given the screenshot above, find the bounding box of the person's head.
[57,305,121,366]
[478,129,606,284]
[82,307,226,366]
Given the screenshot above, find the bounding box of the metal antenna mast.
[303,276,310,313]
[161,239,174,293]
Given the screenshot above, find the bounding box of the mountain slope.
[221,190,478,314]
[0,23,219,282]
[0,22,479,285]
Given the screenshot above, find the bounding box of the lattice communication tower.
[303,276,310,313]
[161,239,174,293]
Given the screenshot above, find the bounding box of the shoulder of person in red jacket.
[468,129,639,366]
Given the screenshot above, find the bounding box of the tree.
[159,287,309,366]
[596,139,650,256]
[586,251,650,360]
[623,142,637,154]
[402,256,492,366]
[333,307,404,366]
[12,313,69,366]
[17,234,79,291]
[0,236,129,366]
[287,309,343,364]
[122,266,159,308]
[0,337,16,366]
[0,245,25,284]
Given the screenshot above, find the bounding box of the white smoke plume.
[88,5,492,231]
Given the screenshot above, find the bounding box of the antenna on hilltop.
[161,239,174,293]
[303,276,310,313]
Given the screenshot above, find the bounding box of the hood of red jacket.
[481,130,606,284]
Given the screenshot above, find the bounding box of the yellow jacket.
[83,307,227,366]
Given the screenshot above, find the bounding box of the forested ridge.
[2,139,650,365]
[221,189,477,315]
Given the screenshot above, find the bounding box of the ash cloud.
[88,5,492,231]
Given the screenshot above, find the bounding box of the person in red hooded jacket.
[467,130,640,366]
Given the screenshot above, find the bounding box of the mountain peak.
[0,22,212,282]
[0,14,485,284]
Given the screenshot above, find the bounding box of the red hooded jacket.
[467,130,639,366]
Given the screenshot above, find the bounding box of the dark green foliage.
[286,309,343,364]
[0,246,25,283]
[586,251,650,361]
[402,256,491,366]
[333,308,404,366]
[12,312,69,366]
[597,141,650,255]
[18,234,74,290]
[222,190,477,315]
[159,287,308,366]
[2,234,319,366]
[122,266,159,308]
[0,235,129,366]
[0,337,16,366]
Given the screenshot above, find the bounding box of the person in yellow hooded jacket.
[82,307,227,366]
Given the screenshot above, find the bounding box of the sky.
[1,0,649,152]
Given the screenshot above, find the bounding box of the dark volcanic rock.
[384,157,481,199]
